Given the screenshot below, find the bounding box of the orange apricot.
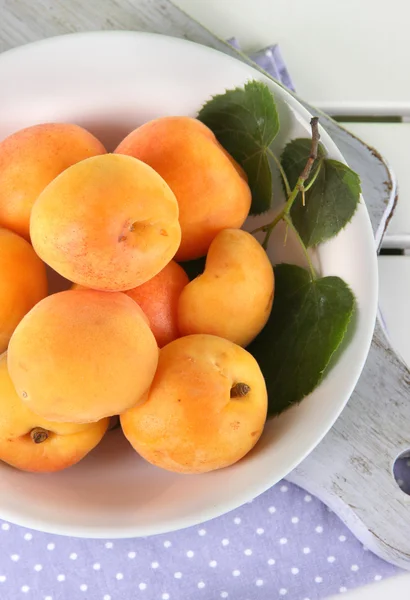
[0,123,106,240]
[0,353,109,473]
[30,154,181,291]
[115,117,251,261]
[0,228,48,353]
[178,229,274,347]
[121,334,267,474]
[72,260,188,347]
[125,260,189,348]
[8,290,159,423]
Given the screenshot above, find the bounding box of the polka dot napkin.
[0,482,398,599]
[0,43,402,600]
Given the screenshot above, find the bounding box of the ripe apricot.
[178,229,274,347]
[8,290,158,423]
[0,353,109,473]
[72,260,188,348]
[121,334,267,474]
[0,123,106,240]
[0,228,48,353]
[115,117,251,261]
[125,261,189,348]
[30,154,181,291]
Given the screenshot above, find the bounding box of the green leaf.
[281,139,361,247]
[291,160,361,247]
[248,264,355,416]
[198,80,279,215]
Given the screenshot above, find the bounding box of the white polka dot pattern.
[0,480,398,599]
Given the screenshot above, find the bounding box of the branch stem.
[256,117,321,253]
[283,214,316,280]
[303,159,323,192]
[267,148,291,196]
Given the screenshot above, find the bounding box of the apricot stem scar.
[30,427,49,444]
[230,383,251,398]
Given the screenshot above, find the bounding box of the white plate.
[0,31,377,538]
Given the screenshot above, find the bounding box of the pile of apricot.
[0,117,274,475]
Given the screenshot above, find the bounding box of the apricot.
[115,116,251,261]
[0,228,48,353]
[72,260,188,348]
[30,154,181,291]
[0,123,106,240]
[178,229,274,347]
[0,353,109,473]
[8,290,158,423]
[121,334,268,474]
[125,261,189,347]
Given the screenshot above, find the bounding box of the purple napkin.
[0,486,398,600]
[0,44,403,600]
[229,38,296,91]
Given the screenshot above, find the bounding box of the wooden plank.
[344,123,410,247]
[378,256,410,365]
[0,0,257,60]
[288,317,410,569]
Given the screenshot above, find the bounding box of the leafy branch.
[266,147,291,196]
[283,213,316,279]
[252,117,320,278]
[197,80,359,416]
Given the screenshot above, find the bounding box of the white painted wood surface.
[1,0,410,575]
[378,257,410,366]
[344,123,410,247]
[174,0,410,115]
